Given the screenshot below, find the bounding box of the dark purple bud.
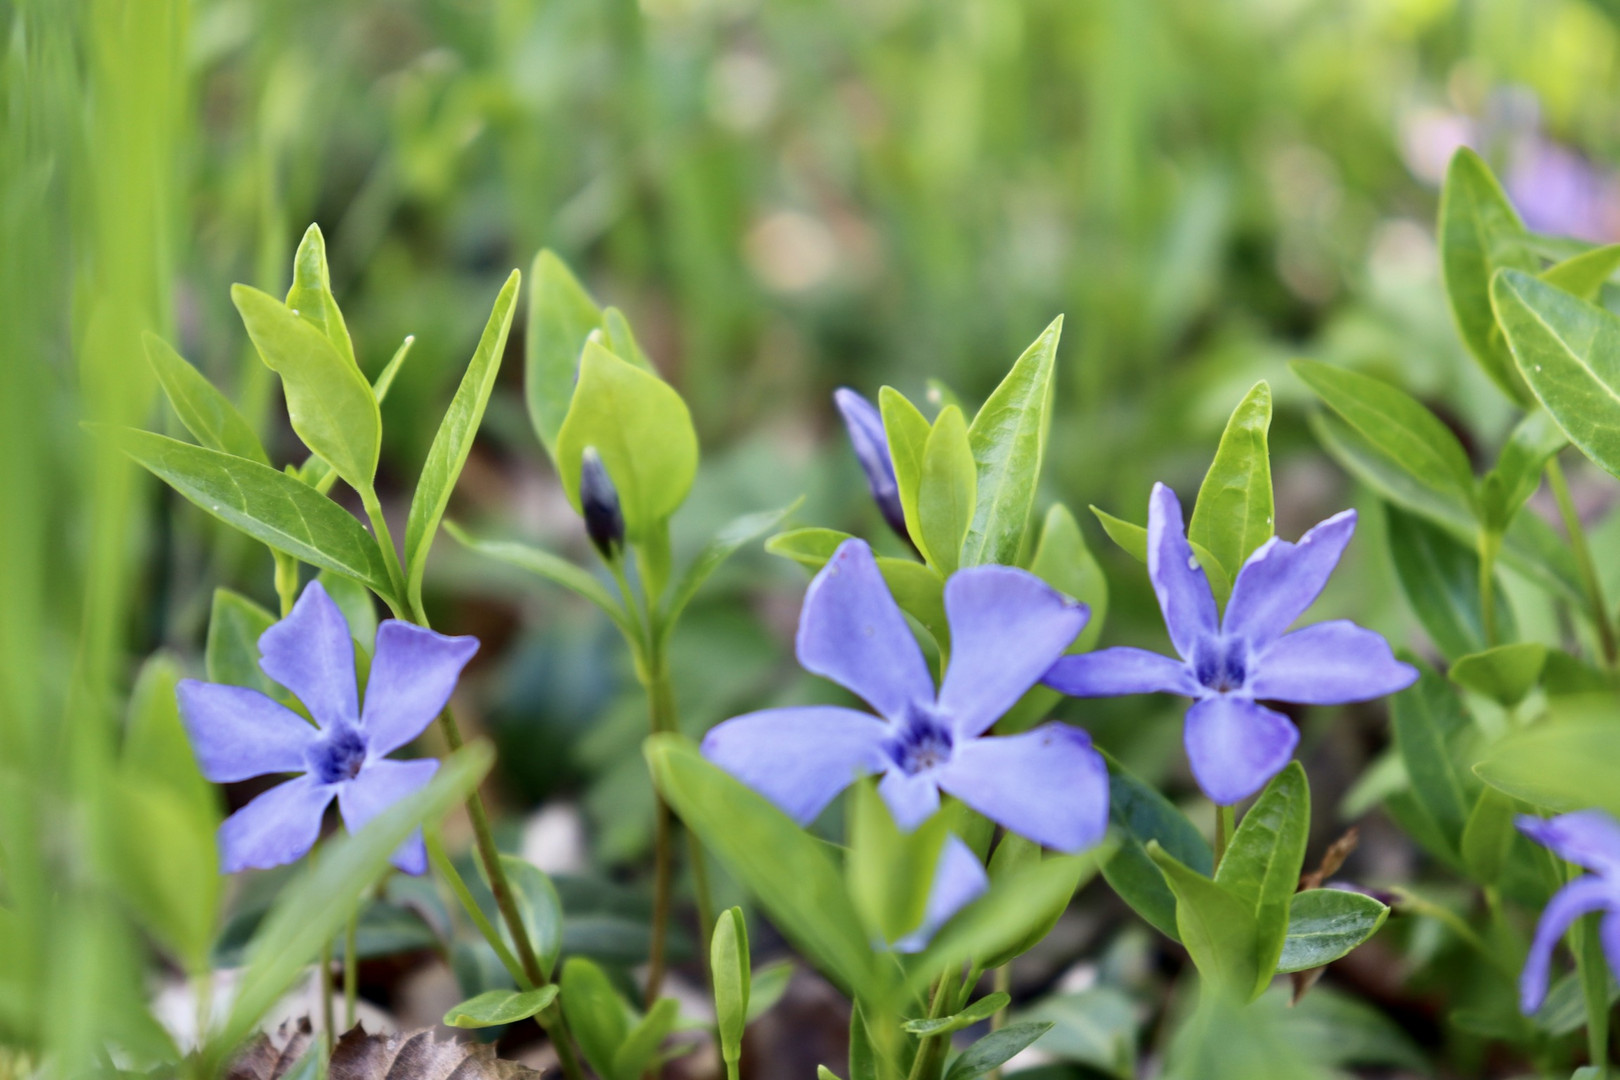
[833,388,911,545]
[580,446,624,560]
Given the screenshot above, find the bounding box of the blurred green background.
[7,0,1620,1067]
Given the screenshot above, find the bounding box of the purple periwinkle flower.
[893,834,988,954]
[1517,810,1620,1014]
[834,388,912,546]
[702,538,1109,853]
[1043,484,1416,806]
[177,581,478,875]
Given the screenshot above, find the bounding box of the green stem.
[1547,456,1617,666]
[1477,528,1502,649]
[1214,804,1235,870]
[359,485,409,614]
[343,906,358,1029]
[319,938,335,1055]
[641,630,687,1004]
[425,828,528,986]
[273,551,299,618]
[988,965,1010,1080]
[907,974,960,1080]
[1576,911,1611,1076]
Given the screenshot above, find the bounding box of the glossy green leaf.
[1028,503,1108,653]
[848,779,949,945]
[218,742,493,1055]
[559,956,630,1079]
[115,429,393,601]
[1148,842,1262,998]
[443,985,559,1028]
[402,269,519,614]
[1541,243,1620,301]
[962,316,1061,567]
[1216,763,1309,918]
[284,224,356,370]
[372,335,414,404]
[556,341,698,540]
[712,907,750,1067]
[498,855,563,981]
[918,404,976,574]
[1450,642,1546,707]
[645,735,878,998]
[526,249,605,459]
[904,992,1010,1036]
[1475,717,1620,816]
[1460,786,1517,883]
[444,521,633,639]
[880,386,933,552]
[942,1021,1055,1080]
[1384,503,1512,661]
[1390,658,1473,855]
[1494,268,1620,482]
[1309,410,1582,602]
[1481,410,1564,530]
[1274,889,1389,974]
[143,333,268,466]
[1291,359,1475,502]
[1101,758,1213,942]
[1439,147,1537,403]
[1089,506,1232,605]
[612,997,680,1080]
[1189,381,1273,578]
[232,283,380,493]
[765,527,852,571]
[662,499,803,638]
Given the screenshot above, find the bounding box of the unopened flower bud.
[580,447,625,560]
[833,388,913,547]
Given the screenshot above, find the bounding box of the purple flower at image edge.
[1044,483,1416,806]
[833,388,912,546]
[1517,810,1620,1014]
[177,581,478,875]
[702,537,1110,854]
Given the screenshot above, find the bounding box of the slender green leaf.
[1390,658,1473,854]
[556,341,698,539]
[526,249,605,458]
[115,429,393,600]
[1482,410,1564,530]
[232,283,380,492]
[498,855,563,981]
[143,333,268,465]
[612,997,680,1080]
[1291,359,1475,501]
[372,335,414,404]
[1439,147,1537,403]
[942,1021,1055,1080]
[1189,381,1273,578]
[1274,889,1389,973]
[904,992,1010,1036]
[765,527,852,571]
[102,773,219,974]
[878,556,949,652]
[1216,763,1309,916]
[403,269,520,613]
[124,653,219,828]
[559,956,630,1078]
[880,387,932,552]
[662,499,803,637]
[918,404,976,574]
[443,986,559,1028]
[962,316,1061,566]
[445,521,633,638]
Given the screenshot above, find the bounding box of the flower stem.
[359,485,410,616]
[1476,528,1502,649]
[907,973,960,1080]
[343,906,358,1029]
[1546,456,1617,666]
[988,964,1011,1080]
[318,939,335,1055]
[1214,804,1235,870]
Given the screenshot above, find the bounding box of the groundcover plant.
[16,4,1620,1079]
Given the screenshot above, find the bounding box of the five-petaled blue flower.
[702,537,1109,852]
[1517,810,1620,1014]
[177,580,478,875]
[1043,483,1416,806]
[834,388,912,547]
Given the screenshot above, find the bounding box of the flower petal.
[1183,696,1298,806]
[879,769,942,831]
[893,835,989,953]
[937,723,1110,853]
[1146,484,1218,660]
[701,706,891,824]
[795,539,934,722]
[1518,810,1620,878]
[1222,510,1356,647]
[177,679,319,782]
[258,580,359,730]
[1043,647,1200,699]
[360,622,479,756]
[1520,876,1614,1014]
[938,566,1087,737]
[218,775,334,873]
[835,388,908,540]
[337,758,439,875]
[1250,621,1417,704]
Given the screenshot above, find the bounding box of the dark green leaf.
[115,429,393,601]
[1383,503,1512,661]
[918,404,976,574]
[1390,658,1473,855]
[1215,762,1309,960]
[1101,759,1212,942]
[942,1021,1055,1080]
[1275,889,1389,973]
[1189,381,1273,579]
[445,522,633,638]
[404,269,520,614]
[499,855,563,981]
[443,985,559,1028]
[962,317,1061,566]
[143,333,268,466]
[526,250,605,459]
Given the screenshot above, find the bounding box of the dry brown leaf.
[227,1018,315,1080]
[329,1025,544,1080]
